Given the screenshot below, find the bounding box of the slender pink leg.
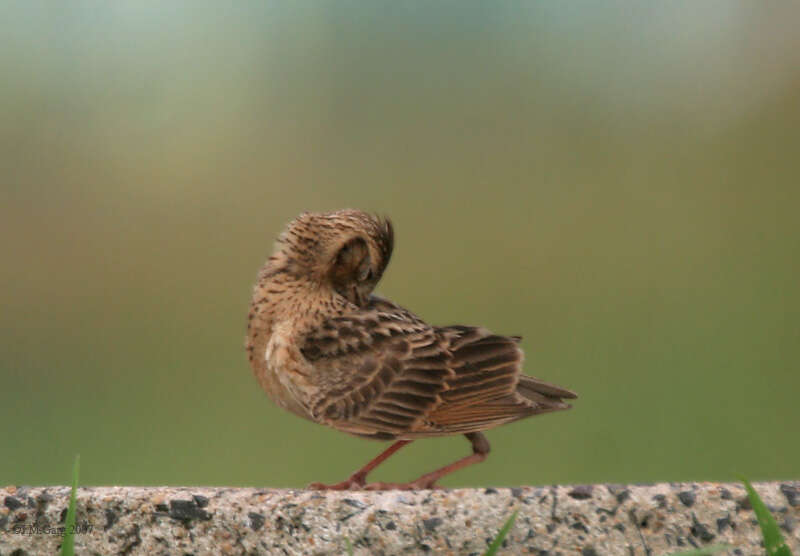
[365,432,490,491]
[308,440,412,490]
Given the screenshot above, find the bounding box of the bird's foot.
[363,468,447,490]
[363,479,444,491]
[308,476,443,491]
[307,472,367,491]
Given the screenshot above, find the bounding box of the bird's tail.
[516,374,577,410]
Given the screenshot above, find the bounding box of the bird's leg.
[365,432,490,490]
[307,440,412,490]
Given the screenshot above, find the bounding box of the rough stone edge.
[1,482,798,555]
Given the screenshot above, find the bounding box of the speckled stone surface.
[1,482,798,555]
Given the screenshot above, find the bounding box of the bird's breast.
[259,322,316,419]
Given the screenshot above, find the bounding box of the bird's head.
[270,209,394,306]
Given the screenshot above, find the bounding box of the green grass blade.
[60,454,80,556]
[344,536,354,556]
[483,510,518,556]
[663,544,730,555]
[740,477,792,556]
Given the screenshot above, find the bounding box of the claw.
[307,473,367,491]
[362,480,443,491]
[309,479,443,491]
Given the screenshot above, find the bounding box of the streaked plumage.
[246,209,576,489]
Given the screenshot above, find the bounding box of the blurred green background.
[2,2,798,488]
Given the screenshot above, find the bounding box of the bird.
[246,209,577,490]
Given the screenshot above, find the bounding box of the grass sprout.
[60,454,80,556]
[484,509,518,556]
[740,477,793,556]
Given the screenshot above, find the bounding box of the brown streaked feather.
[420,327,574,435]
[300,296,446,436]
[298,297,576,440]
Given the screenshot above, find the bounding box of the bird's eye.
[358,265,372,282]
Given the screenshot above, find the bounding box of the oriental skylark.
[246,209,576,490]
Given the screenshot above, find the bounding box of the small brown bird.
[246,209,576,490]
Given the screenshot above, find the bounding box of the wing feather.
[299,296,576,439]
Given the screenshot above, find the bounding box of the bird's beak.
[352,285,365,307]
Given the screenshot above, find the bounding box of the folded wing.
[299,297,576,440]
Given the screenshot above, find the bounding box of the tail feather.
[516,374,577,409]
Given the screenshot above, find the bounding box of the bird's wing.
[420,326,576,435]
[299,296,446,438]
[299,297,576,439]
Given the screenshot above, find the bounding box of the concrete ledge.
[1,482,798,555]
